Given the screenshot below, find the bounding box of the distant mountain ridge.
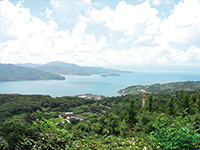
[17,61,133,75]
[0,63,65,82]
[17,63,41,68]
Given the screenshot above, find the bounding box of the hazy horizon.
[1,60,200,72]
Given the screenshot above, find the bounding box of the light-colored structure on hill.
[65,112,73,119]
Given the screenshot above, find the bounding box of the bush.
[0,110,73,149]
[147,114,200,149]
[134,111,158,134]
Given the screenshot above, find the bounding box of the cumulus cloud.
[183,45,200,64]
[0,0,106,64]
[92,44,200,67]
[48,0,91,22]
[88,6,113,22]
[154,0,200,45]
[88,0,200,47]
[0,0,200,68]
[88,1,161,45]
[46,7,53,19]
[72,22,87,35]
[1,0,31,42]
[152,0,160,5]
[86,0,200,67]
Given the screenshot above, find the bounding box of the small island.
[100,73,121,77]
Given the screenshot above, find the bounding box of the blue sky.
[1,0,200,70]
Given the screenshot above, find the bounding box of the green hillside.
[118,81,200,95]
[0,90,200,149]
[0,64,65,82]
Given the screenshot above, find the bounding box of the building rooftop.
[65,112,73,115]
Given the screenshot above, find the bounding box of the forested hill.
[0,64,65,82]
[18,61,133,75]
[0,90,200,149]
[118,81,200,95]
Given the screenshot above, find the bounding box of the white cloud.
[88,6,113,22]
[1,0,31,42]
[94,45,200,67]
[46,7,53,19]
[72,22,87,35]
[46,7,52,14]
[94,2,99,6]
[118,37,131,44]
[0,0,200,68]
[0,0,107,64]
[154,0,200,44]
[152,0,160,5]
[106,1,160,36]
[88,1,161,45]
[88,0,200,48]
[185,45,200,63]
[133,35,153,45]
[49,0,91,22]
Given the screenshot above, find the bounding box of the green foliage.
[91,122,103,134]
[104,113,120,136]
[119,119,128,138]
[148,94,153,112]
[134,111,158,134]
[192,90,200,114]
[0,110,73,150]
[0,136,8,149]
[175,90,199,116]
[30,111,73,149]
[73,121,91,133]
[167,96,175,115]
[125,98,137,129]
[0,89,200,149]
[0,94,96,122]
[148,114,200,149]
[0,120,34,149]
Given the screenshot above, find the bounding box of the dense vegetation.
[0,64,65,82]
[118,81,200,95]
[18,61,133,75]
[0,88,200,149]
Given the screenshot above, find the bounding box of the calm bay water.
[0,71,200,97]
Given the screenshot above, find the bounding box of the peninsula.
[118,81,200,95]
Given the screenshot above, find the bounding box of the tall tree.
[126,98,137,130]
[176,90,187,114]
[192,90,200,114]
[148,94,153,112]
[167,96,175,115]
[105,113,120,135]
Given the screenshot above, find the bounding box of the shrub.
[147,113,200,149]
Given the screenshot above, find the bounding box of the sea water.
[0,71,200,97]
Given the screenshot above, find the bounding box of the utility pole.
[142,91,146,108]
